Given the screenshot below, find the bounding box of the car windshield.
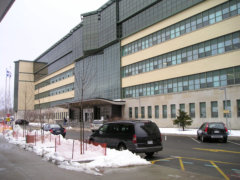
[135,122,160,137]
[209,123,225,129]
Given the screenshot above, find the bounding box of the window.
[211,101,218,118]
[200,102,206,118]
[129,107,132,118]
[180,104,185,112]
[141,107,145,118]
[189,103,195,118]
[146,106,151,118]
[237,100,240,117]
[135,107,138,119]
[155,105,159,118]
[223,100,232,118]
[171,104,176,118]
[163,105,167,118]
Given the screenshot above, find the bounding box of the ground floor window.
[129,107,132,118]
[135,107,138,119]
[237,100,240,117]
[162,105,167,118]
[155,105,159,118]
[148,106,152,118]
[211,101,218,118]
[171,104,176,118]
[200,102,206,118]
[141,106,145,118]
[179,104,185,112]
[223,100,231,118]
[189,103,195,118]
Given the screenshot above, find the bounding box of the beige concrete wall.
[122,50,240,88]
[35,63,74,84]
[34,90,74,104]
[122,16,240,67]
[19,61,34,73]
[17,61,35,111]
[123,86,240,129]
[121,0,227,46]
[18,81,35,111]
[35,76,75,94]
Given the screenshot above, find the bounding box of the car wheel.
[118,143,126,151]
[201,135,205,142]
[197,134,200,140]
[145,152,154,157]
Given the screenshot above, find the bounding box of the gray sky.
[0,0,108,108]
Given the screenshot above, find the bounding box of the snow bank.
[0,125,150,176]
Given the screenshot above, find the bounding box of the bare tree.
[45,108,55,124]
[75,57,96,154]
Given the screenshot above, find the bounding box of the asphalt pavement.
[0,136,221,180]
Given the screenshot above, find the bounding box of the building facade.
[14,0,240,129]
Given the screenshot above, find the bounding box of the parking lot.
[149,135,240,180]
[65,128,240,179]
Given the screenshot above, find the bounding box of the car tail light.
[224,126,228,133]
[204,124,208,133]
[64,128,66,133]
[50,129,53,133]
[132,134,137,144]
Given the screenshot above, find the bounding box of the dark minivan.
[89,120,163,156]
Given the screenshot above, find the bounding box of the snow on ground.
[0,125,150,176]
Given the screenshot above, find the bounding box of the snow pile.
[0,125,150,176]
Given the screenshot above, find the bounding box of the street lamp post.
[220,87,231,133]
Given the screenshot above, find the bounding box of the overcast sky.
[0,0,108,107]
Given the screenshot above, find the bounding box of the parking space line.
[151,157,174,164]
[190,137,201,144]
[193,148,240,154]
[228,141,240,146]
[178,156,240,165]
[210,161,230,180]
[178,157,185,171]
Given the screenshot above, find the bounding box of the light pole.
[220,87,231,133]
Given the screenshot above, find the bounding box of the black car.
[15,119,29,125]
[89,120,163,157]
[197,122,228,143]
[42,124,66,138]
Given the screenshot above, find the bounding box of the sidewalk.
[0,137,221,180]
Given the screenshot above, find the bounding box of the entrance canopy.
[58,98,125,108]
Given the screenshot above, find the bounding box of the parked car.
[42,124,66,138]
[89,120,163,157]
[15,119,29,125]
[197,122,228,143]
[90,120,106,132]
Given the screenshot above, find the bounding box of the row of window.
[35,83,74,100]
[122,0,240,56]
[129,100,240,119]
[122,31,240,77]
[35,69,74,90]
[123,66,240,98]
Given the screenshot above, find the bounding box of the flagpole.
[5,69,7,114]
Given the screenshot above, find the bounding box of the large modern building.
[14,0,240,129]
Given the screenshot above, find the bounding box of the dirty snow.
[0,125,150,176]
